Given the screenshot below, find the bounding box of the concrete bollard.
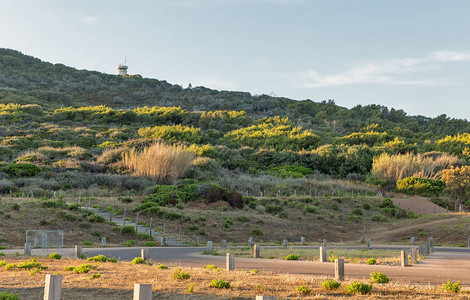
[401,251,409,267]
[160,236,166,246]
[367,239,371,249]
[24,242,32,256]
[141,249,148,260]
[221,239,227,248]
[319,246,327,262]
[133,283,152,300]
[101,237,107,247]
[207,241,213,254]
[256,296,276,300]
[468,238,470,248]
[410,237,415,245]
[196,236,200,246]
[334,259,344,281]
[75,245,82,259]
[300,237,305,245]
[248,237,254,248]
[322,239,327,248]
[411,248,417,263]
[428,237,433,251]
[282,239,288,248]
[254,244,260,258]
[360,236,364,243]
[44,274,62,300]
[226,253,235,271]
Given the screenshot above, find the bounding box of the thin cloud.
[302,50,470,87]
[77,14,99,24]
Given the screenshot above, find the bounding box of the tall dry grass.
[122,142,195,184]
[372,152,460,182]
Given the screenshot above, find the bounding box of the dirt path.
[392,196,447,214]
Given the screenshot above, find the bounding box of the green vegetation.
[366,258,376,265]
[173,267,190,280]
[296,285,312,295]
[370,271,390,283]
[0,291,20,300]
[284,254,300,260]
[345,281,373,294]
[131,257,145,265]
[442,280,461,293]
[210,279,231,289]
[321,279,341,290]
[48,253,62,259]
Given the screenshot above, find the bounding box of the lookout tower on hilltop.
[117,58,128,76]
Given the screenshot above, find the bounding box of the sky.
[1,0,470,119]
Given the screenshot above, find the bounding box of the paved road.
[5,246,470,286]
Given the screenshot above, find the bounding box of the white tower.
[117,57,128,76]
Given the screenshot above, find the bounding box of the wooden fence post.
[254,244,260,258]
[44,274,62,300]
[133,283,152,300]
[75,245,82,259]
[226,253,235,271]
[334,259,344,281]
[319,246,327,262]
[401,251,409,267]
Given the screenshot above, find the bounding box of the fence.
[26,230,64,251]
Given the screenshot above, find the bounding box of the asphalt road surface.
[6,245,470,286]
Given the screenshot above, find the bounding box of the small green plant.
[0,291,20,300]
[144,241,156,247]
[284,254,300,260]
[329,255,339,263]
[370,271,390,283]
[187,282,195,294]
[250,269,260,274]
[139,233,150,239]
[87,255,107,262]
[205,264,220,271]
[90,273,101,279]
[296,285,312,295]
[173,267,190,280]
[442,280,461,293]
[83,240,94,246]
[366,258,376,265]
[17,258,46,270]
[0,253,5,256]
[125,240,136,247]
[321,279,341,290]
[81,253,87,259]
[91,231,102,237]
[210,279,231,289]
[345,281,373,294]
[48,253,62,259]
[156,264,169,269]
[131,257,145,265]
[64,266,74,271]
[107,258,117,263]
[0,260,6,266]
[5,263,15,270]
[121,225,137,235]
[28,267,42,275]
[236,216,249,222]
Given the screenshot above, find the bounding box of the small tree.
[441,166,470,205]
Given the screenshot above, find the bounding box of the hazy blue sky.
[1,0,470,119]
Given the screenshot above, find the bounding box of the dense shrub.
[396,176,446,196]
[321,279,341,290]
[370,271,390,283]
[345,281,373,294]
[1,163,41,177]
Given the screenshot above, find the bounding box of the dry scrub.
[0,256,467,299]
[122,142,195,184]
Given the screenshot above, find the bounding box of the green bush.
[1,163,41,177]
[296,285,311,295]
[17,258,46,270]
[156,264,169,269]
[125,240,136,247]
[370,271,390,283]
[284,254,300,260]
[145,241,156,247]
[83,241,93,246]
[205,264,220,271]
[210,279,231,289]
[236,216,249,222]
[0,291,20,300]
[396,177,446,196]
[173,267,190,280]
[107,258,117,263]
[345,281,373,294]
[48,253,62,259]
[131,257,145,265]
[442,280,461,293]
[87,255,107,262]
[366,258,376,265]
[321,279,341,290]
[72,263,97,274]
[121,226,136,235]
[88,214,105,223]
[251,228,264,236]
